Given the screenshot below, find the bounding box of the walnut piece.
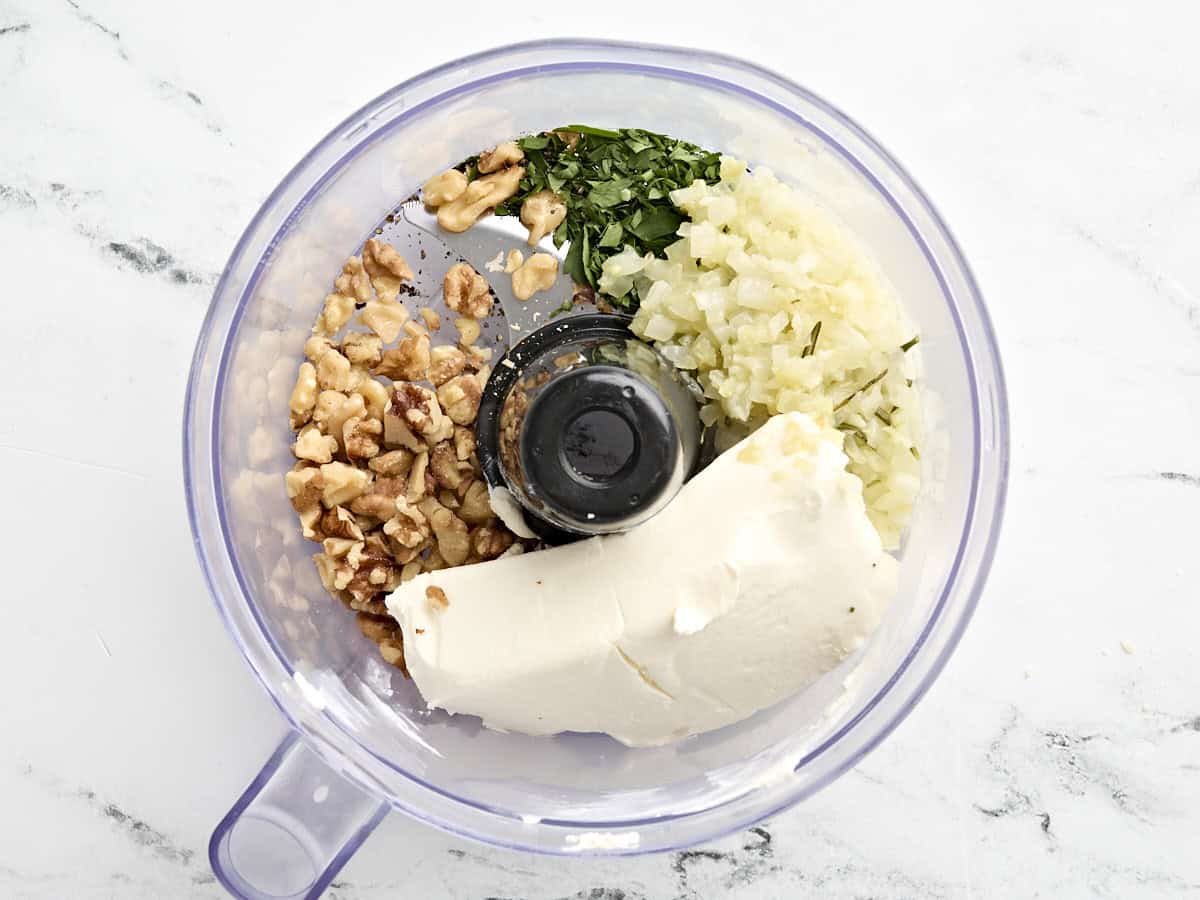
[343,415,382,460]
[321,506,364,541]
[305,334,333,363]
[379,638,408,673]
[289,362,318,429]
[316,346,359,392]
[293,425,337,463]
[443,263,493,319]
[422,169,468,207]
[428,504,470,566]
[354,378,389,421]
[385,383,451,451]
[428,345,467,386]
[406,449,430,503]
[369,449,414,476]
[458,480,493,524]
[453,425,476,462]
[436,166,524,233]
[361,239,413,303]
[374,333,430,381]
[314,292,355,337]
[472,524,514,560]
[341,332,383,368]
[313,390,366,453]
[511,252,559,301]
[357,612,398,644]
[359,297,409,343]
[319,461,371,507]
[477,141,524,174]
[437,375,482,425]
[429,442,470,490]
[426,585,449,608]
[455,317,481,347]
[335,256,372,303]
[383,500,430,550]
[286,466,327,539]
[520,190,567,246]
[419,308,441,331]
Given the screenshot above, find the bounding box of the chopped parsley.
[466,126,721,309]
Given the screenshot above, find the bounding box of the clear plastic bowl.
[184,39,1008,900]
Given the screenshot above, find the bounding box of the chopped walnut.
[406,449,429,503]
[385,383,451,452]
[452,425,476,461]
[437,374,482,425]
[477,141,524,174]
[422,500,470,566]
[472,524,514,560]
[359,297,409,343]
[293,425,337,463]
[369,449,414,476]
[320,506,364,542]
[429,442,470,490]
[379,638,408,673]
[422,548,448,572]
[455,317,481,347]
[422,169,468,207]
[286,466,325,539]
[357,612,398,643]
[362,238,413,302]
[443,263,493,319]
[419,308,441,331]
[319,461,371,507]
[520,190,567,246]
[457,480,493,524]
[426,584,449,608]
[383,500,430,549]
[428,345,467,386]
[313,390,366,454]
[305,334,334,363]
[343,415,382,460]
[400,560,422,583]
[436,166,524,232]
[341,332,383,367]
[334,256,372,303]
[321,536,359,559]
[511,252,559,301]
[354,378,389,421]
[314,292,356,336]
[289,362,318,429]
[316,346,360,392]
[464,345,493,369]
[438,488,460,509]
[374,334,430,381]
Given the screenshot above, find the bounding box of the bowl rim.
[184,37,1009,854]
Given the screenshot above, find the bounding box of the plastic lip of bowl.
[184,39,1009,855]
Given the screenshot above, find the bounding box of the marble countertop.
[3,0,1198,897]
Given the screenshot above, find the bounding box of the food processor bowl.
[184,39,1008,900]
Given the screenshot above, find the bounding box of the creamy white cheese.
[387,412,899,747]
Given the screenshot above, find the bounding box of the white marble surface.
[3,0,1199,897]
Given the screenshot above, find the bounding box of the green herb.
[900,335,920,352]
[834,369,889,412]
[462,127,722,309]
[801,321,822,358]
[874,408,893,427]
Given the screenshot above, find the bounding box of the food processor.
[184,39,1009,900]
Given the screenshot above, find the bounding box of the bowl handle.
[209,732,388,899]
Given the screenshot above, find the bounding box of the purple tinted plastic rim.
[184,38,1009,852]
